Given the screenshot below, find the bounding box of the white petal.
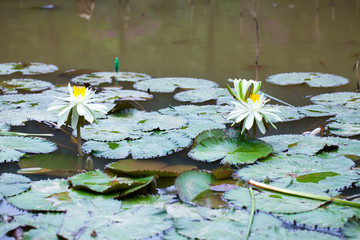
[256,118,266,134]
[253,111,263,122]
[83,106,95,123]
[58,105,73,118]
[71,110,79,129]
[245,112,254,130]
[77,103,85,116]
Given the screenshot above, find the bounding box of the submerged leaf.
[106,159,196,177]
[266,72,349,87]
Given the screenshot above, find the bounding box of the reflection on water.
[0,0,359,177]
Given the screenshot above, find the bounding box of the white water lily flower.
[228,79,262,102]
[48,83,108,129]
[227,93,282,134]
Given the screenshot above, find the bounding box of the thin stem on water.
[251,10,260,66]
[76,124,83,158]
[248,179,360,208]
[245,187,255,240]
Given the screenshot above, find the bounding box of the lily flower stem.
[76,125,83,159]
[245,187,255,240]
[248,179,360,208]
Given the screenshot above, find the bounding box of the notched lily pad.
[97,88,153,103]
[57,198,173,240]
[327,121,360,137]
[0,136,57,163]
[68,169,155,194]
[0,173,31,197]
[175,170,215,204]
[106,159,196,177]
[310,92,360,106]
[188,128,273,165]
[173,88,228,103]
[0,79,54,94]
[71,71,151,85]
[133,77,218,93]
[0,62,58,75]
[266,72,349,87]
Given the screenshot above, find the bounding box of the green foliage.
[0,78,54,94]
[133,77,218,93]
[71,71,151,85]
[0,173,31,197]
[266,72,349,87]
[189,129,273,165]
[0,62,58,75]
[0,136,57,162]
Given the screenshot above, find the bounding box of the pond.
[0,0,359,239]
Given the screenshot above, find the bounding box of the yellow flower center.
[248,94,259,103]
[73,86,86,98]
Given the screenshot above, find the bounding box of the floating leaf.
[20,213,64,240]
[327,122,360,137]
[82,131,191,160]
[0,62,58,75]
[133,77,218,93]
[71,71,151,85]
[57,198,172,240]
[299,104,340,117]
[189,129,273,165]
[121,194,174,210]
[174,207,282,240]
[0,79,54,94]
[0,136,57,163]
[68,170,154,193]
[236,155,358,192]
[343,217,360,240]
[7,179,117,211]
[310,92,360,106]
[224,187,323,214]
[276,202,360,229]
[97,88,153,102]
[260,104,304,122]
[175,170,215,204]
[0,122,10,131]
[0,173,31,197]
[266,72,349,87]
[251,226,341,240]
[174,88,228,103]
[330,110,360,124]
[106,159,196,177]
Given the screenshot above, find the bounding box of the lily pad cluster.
[299,92,360,136]
[71,71,151,85]
[266,72,349,87]
[0,62,58,75]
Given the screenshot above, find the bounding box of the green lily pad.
[174,207,282,240]
[0,122,10,131]
[310,92,360,106]
[173,88,228,103]
[327,122,360,137]
[82,132,189,159]
[236,154,358,192]
[0,136,57,163]
[7,179,117,211]
[261,104,304,122]
[261,134,360,156]
[0,173,31,197]
[21,213,64,240]
[97,88,153,102]
[250,226,341,240]
[343,217,360,240]
[57,198,173,240]
[0,79,54,94]
[224,187,324,214]
[133,77,218,93]
[299,104,340,117]
[106,159,196,177]
[71,71,151,85]
[330,111,360,124]
[0,62,58,75]
[188,129,273,165]
[68,170,154,193]
[266,72,349,87]
[175,170,215,204]
[276,202,360,229]
[121,194,174,210]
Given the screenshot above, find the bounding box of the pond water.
[0,1,359,172]
[1,0,360,174]
[0,1,360,239]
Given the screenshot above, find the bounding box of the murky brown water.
[0,0,359,177]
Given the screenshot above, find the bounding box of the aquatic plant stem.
[251,10,260,66]
[76,125,83,159]
[354,60,359,91]
[245,187,255,240]
[248,179,360,208]
[0,132,53,137]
